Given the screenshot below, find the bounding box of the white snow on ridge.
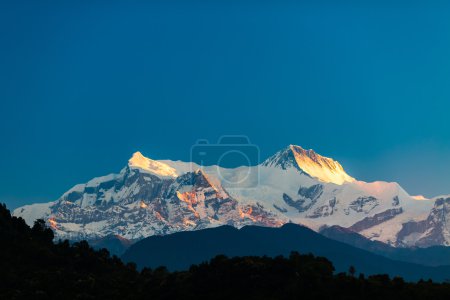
[129,151,178,177]
[263,145,355,185]
[159,159,199,175]
[290,145,356,185]
[86,173,120,187]
[13,201,55,226]
[11,146,450,247]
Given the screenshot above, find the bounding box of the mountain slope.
[262,145,355,185]
[88,235,133,256]
[14,158,281,240]
[122,223,450,282]
[321,225,450,267]
[13,145,443,248]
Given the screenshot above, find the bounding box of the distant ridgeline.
[2,203,450,300]
[14,146,450,250]
[120,223,450,282]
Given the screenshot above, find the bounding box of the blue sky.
[1,1,450,209]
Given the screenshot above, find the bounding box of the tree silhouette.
[349,265,356,277]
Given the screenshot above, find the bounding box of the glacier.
[13,145,449,248]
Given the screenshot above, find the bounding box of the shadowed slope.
[122,223,450,281]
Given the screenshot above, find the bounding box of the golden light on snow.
[354,181,396,195]
[176,191,201,218]
[140,201,148,208]
[176,191,198,205]
[412,195,429,201]
[290,145,355,185]
[129,151,178,177]
[48,217,58,230]
[154,211,165,222]
[239,207,256,221]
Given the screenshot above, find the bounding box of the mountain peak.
[289,145,318,159]
[263,145,355,185]
[128,151,178,177]
[262,145,299,170]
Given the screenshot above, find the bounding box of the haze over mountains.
[13,145,450,249]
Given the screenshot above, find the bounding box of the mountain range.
[13,145,450,250]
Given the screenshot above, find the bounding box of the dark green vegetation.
[2,203,450,300]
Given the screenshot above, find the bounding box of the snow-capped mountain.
[262,145,355,185]
[13,145,445,247]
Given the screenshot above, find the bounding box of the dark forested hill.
[122,223,450,282]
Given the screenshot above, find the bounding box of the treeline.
[1,203,450,300]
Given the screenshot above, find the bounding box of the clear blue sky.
[1,1,450,209]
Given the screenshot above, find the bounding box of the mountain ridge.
[13,145,447,248]
[262,145,355,185]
